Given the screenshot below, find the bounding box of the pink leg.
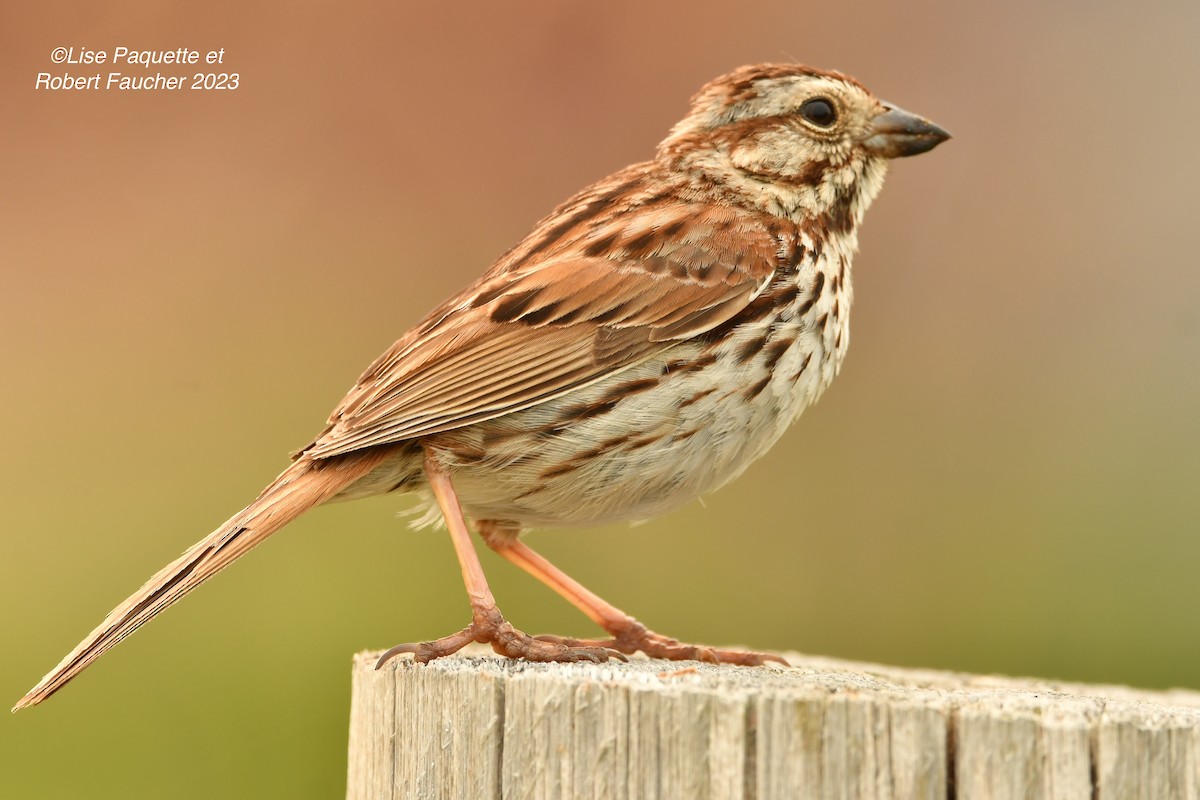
[375,448,623,668]
[478,521,787,667]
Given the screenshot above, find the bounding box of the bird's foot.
[536,619,789,666]
[375,605,627,669]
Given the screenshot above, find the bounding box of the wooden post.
[347,645,1200,799]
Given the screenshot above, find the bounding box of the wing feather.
[302,198,785,460]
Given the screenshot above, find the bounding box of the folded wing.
[303,205,784,460]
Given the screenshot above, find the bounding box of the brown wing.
[302,202,784,460]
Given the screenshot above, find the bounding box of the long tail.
[13,446,397,711]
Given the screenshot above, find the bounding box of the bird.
[15,63,949,710]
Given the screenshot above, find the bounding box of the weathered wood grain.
[346,647,1200,800]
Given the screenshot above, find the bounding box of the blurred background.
[3,1,1199,796]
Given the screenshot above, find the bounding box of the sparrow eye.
[800,97,838,128]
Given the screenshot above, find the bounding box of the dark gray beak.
[864,103,951,159]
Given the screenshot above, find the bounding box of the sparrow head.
[659,64,949,223]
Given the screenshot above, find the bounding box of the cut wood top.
[348,646,1200,800]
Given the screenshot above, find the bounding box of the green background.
[3,1,1199,797]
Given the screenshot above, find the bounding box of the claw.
[377,624,480,668]
[375,642,423,669]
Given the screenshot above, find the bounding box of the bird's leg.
[375,447,622,669]
[478,521,788,667]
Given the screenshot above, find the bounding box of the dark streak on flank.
[446,441,487,465]
[737,336,768,363]
[662,358,688,373]
[774,284,801,307]
[511,484,546,501]
[789,243,808,269]
[538,462,581,481]
[560,433,637,469]
[680,351,719,371]
[811,271,826,300]
[557,377,658,427]
[598,377,659,405]
[743,375,771,401]
[791,352,813,381]
[715,288,776,334]
[481,426,525,446]
[763,338,793,371]
[626,433,664,451]
[563,396,622,422]
[678,387,718,408]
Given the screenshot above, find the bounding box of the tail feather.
[13,447,397,711]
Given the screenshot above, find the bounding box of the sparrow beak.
[863,103,951,159]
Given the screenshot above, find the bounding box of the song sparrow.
[16,63,948,709]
